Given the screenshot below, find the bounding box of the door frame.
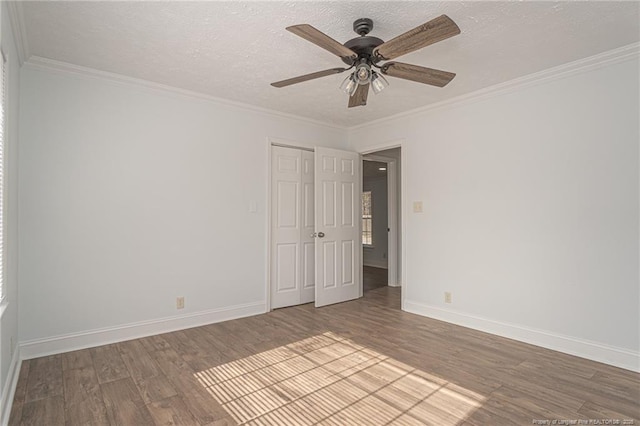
[266,138,403,312]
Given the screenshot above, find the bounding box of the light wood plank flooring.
[363,266,388,292]
[9,287,639,425]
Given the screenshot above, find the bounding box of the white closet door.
[314,147,361,307]
[271,146,302,309]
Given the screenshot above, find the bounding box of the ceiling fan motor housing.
[342,36,384,65]
[340,18,384,65]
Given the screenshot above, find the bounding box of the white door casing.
[314,147,362,307]
[270,146,316,309]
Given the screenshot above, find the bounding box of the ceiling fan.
[271,15,461,108]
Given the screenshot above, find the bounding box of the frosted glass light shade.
[340,74,358,96]
[371,72,389,94]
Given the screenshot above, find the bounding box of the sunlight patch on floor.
[195,332,484,425]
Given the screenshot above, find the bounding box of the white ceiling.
[19,1,640,127]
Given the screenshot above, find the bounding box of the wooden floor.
[363,265,388,292]
[9,286,639,425]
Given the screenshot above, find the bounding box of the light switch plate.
[413,201,423,213]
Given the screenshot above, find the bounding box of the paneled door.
[270,146,315,309]
[314,147,361,307]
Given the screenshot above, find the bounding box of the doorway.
[362,148,401,298]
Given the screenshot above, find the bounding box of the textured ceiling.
[20,1,640,127]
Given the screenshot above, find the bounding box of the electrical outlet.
[176,297,185,309]
[413,201,423,213]
[445,292,452,304]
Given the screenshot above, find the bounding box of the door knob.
[317,232,325,238]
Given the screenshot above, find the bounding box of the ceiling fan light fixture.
[355,62,372,85]
[340,74,358,96]
[371,71,389,94]
[273,15,460,108]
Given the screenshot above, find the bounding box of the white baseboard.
[20,301,266,360]
[1,347,21,426]
[388,282,402,288]
[404,299,639,373]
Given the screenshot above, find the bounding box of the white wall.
[13,40,640,373]
[363,176,388,269]
[349,56,639,371]
[0,0,22,417]
[18,64,348,351]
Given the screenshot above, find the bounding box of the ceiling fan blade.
[373,15,460,61]
[348,83,369,108]
[287,24,357,61]
[381,62,456,87]
[271,68,349,88]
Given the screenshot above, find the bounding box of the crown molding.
[21,41,639,133]
[350,42,640,132]
[23,56,347,131]
[5,1,30,66]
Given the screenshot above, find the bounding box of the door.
[270,146,315,309]
[314,147,361,307]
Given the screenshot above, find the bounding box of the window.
[0,50,5,302]
[362,191,372,245]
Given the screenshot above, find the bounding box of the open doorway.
[362,148,401,302]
